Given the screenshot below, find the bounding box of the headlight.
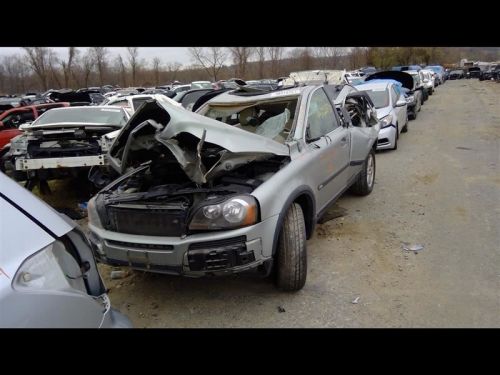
[13,240,88,295]
[189,195,259,230]
[87,198,103,229]
[380,115,394,128]
[405,95,415,104]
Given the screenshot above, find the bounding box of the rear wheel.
[351,149,376,195]
[275,203,307,292]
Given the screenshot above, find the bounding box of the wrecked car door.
[342,91,380,179]
[304,88,350,213]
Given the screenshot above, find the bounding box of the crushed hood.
[365,71,414,90]
[108,99,290,184]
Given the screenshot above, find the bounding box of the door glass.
[306,88,337,140]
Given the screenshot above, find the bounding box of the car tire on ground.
[351,149,376,196]
[275,203,307,292]
[392,125,399,150]
[402,116,409,133]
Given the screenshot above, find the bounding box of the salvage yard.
[39,79,500,327]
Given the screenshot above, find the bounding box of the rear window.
[362,89,389,109]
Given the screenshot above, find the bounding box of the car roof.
[202,86,311,105]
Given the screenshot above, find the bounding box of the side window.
[306,88,338,140]
[112,100,129,108]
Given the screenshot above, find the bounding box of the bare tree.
[165,62,182,83]
[126,47,140,86]
[313,47,345,69]
[152,57,162,85]
[256,47,266,78]
[80,51,94,87]
[188,47,227,81]
[60,47,78,88]
[115,55,127,88]
[2,55,29,93]
[90,47,108,86]
[267,47,284,77]
[22,47,53,91]
[228,47,253,79]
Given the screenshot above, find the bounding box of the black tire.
[402,116,409,133]
[351,149,376,196]
[275,203,307,291]
[392,125,399,150]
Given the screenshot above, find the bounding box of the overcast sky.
[0,47,194,65]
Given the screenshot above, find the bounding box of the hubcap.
[366,154,374,187]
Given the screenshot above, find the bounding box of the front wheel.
[351,149,376,196]
[275,203,307,291]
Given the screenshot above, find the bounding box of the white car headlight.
[189,195,259,230]
[380,115,394,128]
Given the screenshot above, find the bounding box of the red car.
[0,103,70,150]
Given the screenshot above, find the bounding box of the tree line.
[1,47,498,94]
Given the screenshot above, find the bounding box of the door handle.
[340,137,348,145]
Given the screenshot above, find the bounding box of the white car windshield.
[34,107,128,126]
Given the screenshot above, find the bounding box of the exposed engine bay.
[96,149,289,237]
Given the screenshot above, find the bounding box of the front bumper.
[15,154,106,171]
[376,125,397,150]
[88,214,279,277]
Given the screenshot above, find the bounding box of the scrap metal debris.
[402,242,425,254]
[352,297,360,304]
[318,204,348,224]
[110,270,126,279]
[278,306,286,313]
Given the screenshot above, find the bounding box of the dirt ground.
[38,79,500,327]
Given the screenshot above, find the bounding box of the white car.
[420,69,436,95]
[191,81,213,89]
[0,172,132,327]
[5,106,130,188]
[104,94,182,114]
[355,81,408,150]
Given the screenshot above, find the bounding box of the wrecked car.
[354,80,408,150]
[0,172,132,328]
[4,106,130,189]
[365,70,422,120]
[87,84,379,291]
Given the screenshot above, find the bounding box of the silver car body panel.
[0,172,131,328]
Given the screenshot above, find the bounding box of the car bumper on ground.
[376,125,397,150]
[88,215,280,277]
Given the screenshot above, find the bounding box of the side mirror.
[396,99,407,107]
[19,123,31,131]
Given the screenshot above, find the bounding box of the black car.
[479,65,499,81]
[466,67,481,79]
[448,69,465,79]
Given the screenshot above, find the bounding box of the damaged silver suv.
[87,84,380,291]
